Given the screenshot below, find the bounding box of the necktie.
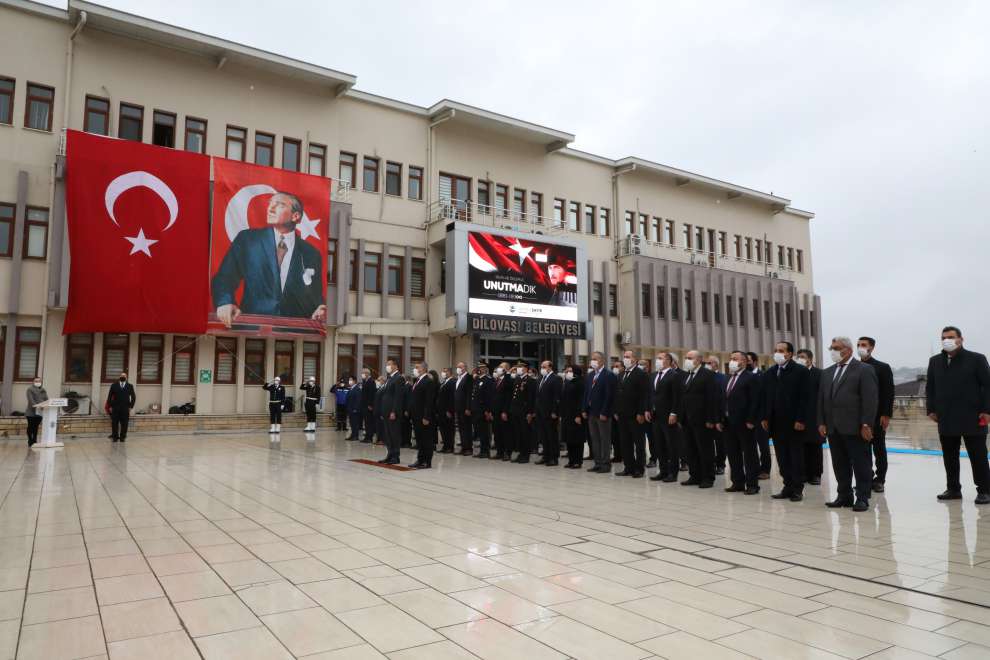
[831,364,846,396]
[686,372,694,387]
[277,237,288,268]
[727,374,738,395]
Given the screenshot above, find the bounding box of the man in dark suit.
[761,341,810,501]
[615,350,651,478]
[471,362,496,458]
[262,376,286,434]
[723,351,762,493]
[797,349,824,485]
[492,362,514,460]
[584,351,616,474]
[453,361,474,455]
[511,362,538,463]
[678,351,721,488]
[378,359,405,464]
[747,351,772,479]
[648,351,683,482]
[360,368,377,443]
[212,192,327,326]
[535,360,564,466]
[857,337,895,493]
[819,336,879,511]
[926,326,990,504]
[408,363,438,469]
[106,372,136,442]
[706,355,728,476]
[345,377,363,440]
[436,368,456,453]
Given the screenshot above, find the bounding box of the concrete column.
[356,239,366,317]
[127,334,139,383]
[0,171,28,415]
[381,242,391,318]
[42,311,66,392]
[403,245,412,320]
[600,261,610,356]
[91,333,103,414]
[161,334,173,412]
[403,336,411,374]
[632,263,642,345]
[195,335,216,414]
[235,335,246,413]
[355,333,365,375]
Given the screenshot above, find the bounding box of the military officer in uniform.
[300,376,321,432]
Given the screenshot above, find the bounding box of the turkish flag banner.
[209,159,330,338]
[64,130,210,334]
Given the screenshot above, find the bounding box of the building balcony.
[620,234,797,282]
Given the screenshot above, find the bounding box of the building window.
[339,152,356,186]
[337,344,355,381]
[387,345,404,371]
[411,257,425,297]
[745,237,753,261]
[648,217,659,242]
[25,83,54,131]
[713,294,721,324]
[684,290,693,322]
[385,161,402,196]
[608,284,618,317]
[184,117,207,154]
[683,224,692,248]
[0,327,4,376]
[495,184,508,217]
[102,333,129,382]
[244,338,265,384]
[775,302,783,331]
[362,344,380,374]
[592,282,603,315]
[778,245,786,266]
[302,342,321,381]
[148,110,175,147]
[410,346,425,366]
[598,208,610,237]
[171,336,196,385]
[800,309,807,336]
[274,340,294,381]
[624,211,635,236]
[225,126,246,161]
[718,232,727,256]
[734,235,742,258]
[755,239,763,263]
[0,203,14,257]
[787,248,795,270]
[387,254,403,295]
[23,207,48,260]
[408,166,423,200]
[726,295,734,325]
[255,132,274,166]
[513,189,526,221]
[671,288,680,320]
[810,310,817,336]
[738,297,746,327]
[0,77,13,125]
[118,103,143,141]
[279,137,300,171]
[529,192,543,221]
[327,239,337,285]
[64,333,93,382]
[657,286,666,319]
[215,337,237,384]
[582,205,594,234]
[752,299,760,328]
[84,96,109,135]
[308,143,326,176]
[701,292,710,323]
[567,202,579,231]
[554,199,565,227]
[641,284,652,317]
[363,157,379,192]
[353,251,381,293]
[477,181,491,211]
[764,300,772,329]
[636,214,646,238]
[785,303,793,332]
[766,242,774,265]
[796,249,804,273]
[15,327,41,381]
[694,226,704,251]
[137,334,164,384]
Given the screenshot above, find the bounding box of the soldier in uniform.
[471,362,496,458]
[300,376,321,432]
[263,377,286,433]
[510,362,538,463]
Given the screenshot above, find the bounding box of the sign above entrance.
[469,314,586,339]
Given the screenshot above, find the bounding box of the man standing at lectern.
[25,377,48,447]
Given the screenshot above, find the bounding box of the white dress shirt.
[274,228,296,291]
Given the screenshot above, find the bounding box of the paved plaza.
[0,426,988,660]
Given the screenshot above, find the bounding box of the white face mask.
[455,367,464,376]
[513,368,523,377]
[348,380,355,387]
[829,349,843,364]
[494,367,504,377]
[655,358,663,370]
[683,359,695,372]
[564,372,574,381]
[589,360,600,370]
[795,357,808,368]
[622,357,634,369]
[942,338,959,352]
[33,381,42,387]
[728,360,740,374]
[362,373,370,380]
[540,368,549,377]
[705,363,715,371]
[772,352,787,365]
[412,368,421,378]
[612,367,621,375]
[385,365,394,375]
[856,347,871,359]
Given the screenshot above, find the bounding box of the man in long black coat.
[615,350,650,478]
[857,337,895,493]
[678,351,722,488]
[436,368,456,453]
[761,341,810,501]
[408,363,438,469]
[535,360,563,466]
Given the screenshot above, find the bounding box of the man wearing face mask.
[678,350,722,487]
[648,352,683,482]
[926,326,990,504]
[106,372,136,442]
[610,360,625,464]
[796,349,823,485]
[857,337,895,493]
[360,368,377,443]
[436,368,456,453]
[747,351,772,479]
[25,377,48,447]
[615,350,650,478]
[492,362,514,460]
[301,376,321,432]
[378,359,405,464]
[706,355,728,476]
[262,376,285,434]
[452,362,474,456]
[408,362,438,469]
[346,377,364,440]
[723,351,762,493]
[584,351,617,473]
[819,336,878,511]
[511,362,538,463]
[561,364,586,468]
[470,362,496,458]
[762,342,810,501]
[535,360,564,466]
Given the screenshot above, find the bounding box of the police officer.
[510,362,537,463]
[471,362,496,458]
[263,377,286,433]
[300,376,321,432]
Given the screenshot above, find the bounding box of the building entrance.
[477,337,563,370]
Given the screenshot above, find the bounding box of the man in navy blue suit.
[584,351,617,474]
[212,192,327,326]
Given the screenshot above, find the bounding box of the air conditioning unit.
[615,331,632,346]
[625,234,642,255]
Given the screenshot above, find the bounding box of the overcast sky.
[46,0,990,367]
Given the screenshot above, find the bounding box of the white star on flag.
[124,228,158,257]
[296,215,321,241]
[508,240,533,265]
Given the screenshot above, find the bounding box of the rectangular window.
[641,284,651,317]
[184,117,206,153]
[274,340,294,381]
[752,299,760,328]
[755,239,763,263]
[651,217,661,242]
[255,132,274,166]
[327,239,337,285]
[766,241,774,265]
[225,126,246,161]
[800,309,807,336]
[0,327,5,376]
[625,211,635,236]
[118,103,143,141]
[387,254,403,295]
[385,161,401,196]
[745,237,753,261]
[694,226,704,251]
[477,181,491,211]
[718,231,727,256]
[410,346,425,366]
[598,208,610,237]
[658,220,670,245]
[608,284,618,317]
[778,245,786,266]
[739,297,746,327]
[364,252,381,292]
[554,199,565,227]
[25,83,54,131]
[701,292,710,323]
[810,310,817,336]
[671,287,680,320]
[657,286,666,319]
[683,224,692,248]
[24,207,48,260]
[495,184,508,217]
[149,110,175,147]
[529,192,543,221]
[363,157,379,192]
[339,152,356,185]
[640,214,649,238]
[362,344,380,373]
[714,294,721,324]
[308,143,326,176]
[785,303,793,332]
[137,334,164,384]
[410,257,425,297]
[568,202,579,231]
[64,333,94,383]
[281,137,300,171]
[171,336,196,385]
[513,189,525,220]
[244,338,265,384]
[796,249,804,273]
[302,342,321,381]
[214,337,237,384]
[84,96,109,135]
[684,289,693,322]
[734,235,742,258]
[764,300,772,329]
[787,248,795,270]
[15,327,41,381]
[102,333,129,382]
[726,295,734,326]
[707,229,716,255]
[592,282,603,315]
[775,302,782,331]
[0,203,14,257]
[336,344,355,381]
[0,77,13,125]
[408,166,423,200]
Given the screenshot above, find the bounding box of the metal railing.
[621,236,795,281]
[427,198,570,235]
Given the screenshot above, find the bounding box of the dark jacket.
[585,368,616,418]
[762,360,810,428]
[26,385,48,418]
[616,366,650,417]
[409,374,437,423]
[510,375,537,416]
[301,382,321,401]
[559,375,585,424]
[437,377,456,417]
[862,356,894,421]
[263,382,286,404]
[802,366,822,437]
[380,372,404,418]
[361,377,377,411]
[926,348,990,436]
[651,368,683,419]
[373,383,386,417]
[346,385,363,414]
[536,372,563,418]
[678,368,721,426]
[725,370,760,427]
[106,381,136,414]
[470,375,495,417]
[454,372,474,414]
[493,374,514,417]
[710,370,728,421]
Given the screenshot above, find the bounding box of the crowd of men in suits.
[336,325,990,510]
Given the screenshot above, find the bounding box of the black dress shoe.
[646,459,657,468]
[662,475,677,483]
[587,466,599,472]
[545,460,559,467]
[631,472,644,479]
[937,490,963,501]
[650,474,665,482]
[681,478,700,486]
[758,472,770,480]
[789,492,804,502]
[460,449,473,456]
[513,457,530,464]
[714,467,725,475]
[976,493,990,505]
[407,462,423,469]
[808,477,821,485]
[360,439,372,444]
[744,486,760,495]
[872,482,885,493]
[611,457,623,463]
[771,491,791,499]
[616,469,633,477]
[725,484,745,492]
[826,498,854,508]
[852,499,869,512]
[699,481,714,489]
